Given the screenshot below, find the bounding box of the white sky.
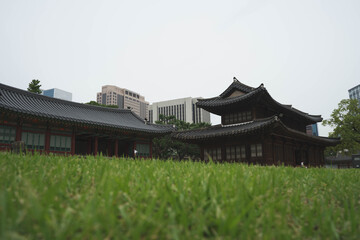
[1,0,359,136]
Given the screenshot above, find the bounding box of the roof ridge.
[219,78,256,98]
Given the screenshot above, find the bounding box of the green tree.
[27,79,42,94]
[152,114,211,160]
[322,98,360,155]
[85,101,118,108]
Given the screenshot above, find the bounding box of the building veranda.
[0,83,173,157]
[172,78,339,167]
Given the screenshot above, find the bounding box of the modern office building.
[306,123,319,136]
[43,88,72,101]
[149,97,211,124]
[97,85,149,120]
[348,84,360,103]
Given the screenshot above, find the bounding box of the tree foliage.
[27,79,42,94]
[322,99,360,155]
[152,115,211,160]
[85,101,118,108]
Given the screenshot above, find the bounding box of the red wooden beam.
[149,141,153,159]
[114,139,118,157]
[45,127,50,153]
[71,129,76,155]
[15,122,22,141]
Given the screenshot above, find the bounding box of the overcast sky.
[1,0,359,136]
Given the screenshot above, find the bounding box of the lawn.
[0,152,359,239]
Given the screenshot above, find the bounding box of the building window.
[136,143,150,158]
[251,144,262,157]
[226,145,246,161]
[0,125,16,144]
[21,132,45,150]
[50,135,71,152]
[223,111,252,125]
[204,147,221,161]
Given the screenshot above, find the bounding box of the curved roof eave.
[172,116,278,140]
[274,120,340,146]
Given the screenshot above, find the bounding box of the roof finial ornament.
[233,77,239,82]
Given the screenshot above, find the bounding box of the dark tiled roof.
[197,85,264,108]
[0,83,173,134]
[172,116,278,140]
[172,115,339,146]
[197,79,322,123]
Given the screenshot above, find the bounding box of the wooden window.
[241,146,246,158]
[204,148,209,161]
[22,132,45,150]
[246,111,252,121]
[217,147,221,160]
[204,147,221,161]
[0,125,16,144]
[226,147,231,160]
[231,146,236,159]
[136,143,150,158]
[50,135,71,152]
[226,145,246,161]
[223,111,253,125]
[251,144,262,157]
[223,115,230,125]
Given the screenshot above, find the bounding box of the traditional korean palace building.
[0,83,173,157]
[172,78,339,167]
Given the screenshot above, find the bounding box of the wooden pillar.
[15,121,22,141]
[71,129,76,155]
[282,138,286,166]
[272,136,276,165]
[149,140,153,159]
[320,147,324,166]
[45,126,51,153]
[114,139,119,157]
[94,136,98,156]
[133,141,136,158]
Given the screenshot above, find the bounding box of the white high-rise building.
[43,88,72,101]
[149,97,211,124]
[97,85,149,120]
[349,84,360,103]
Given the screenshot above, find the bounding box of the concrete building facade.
[96,85,149,120]
[43,88,72,101]
[349,84,360,103]
[149,97,211,124]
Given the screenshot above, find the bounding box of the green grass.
[0,152,359,239]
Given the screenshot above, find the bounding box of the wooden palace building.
[0,83,173,157]
[172,78,339,167]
